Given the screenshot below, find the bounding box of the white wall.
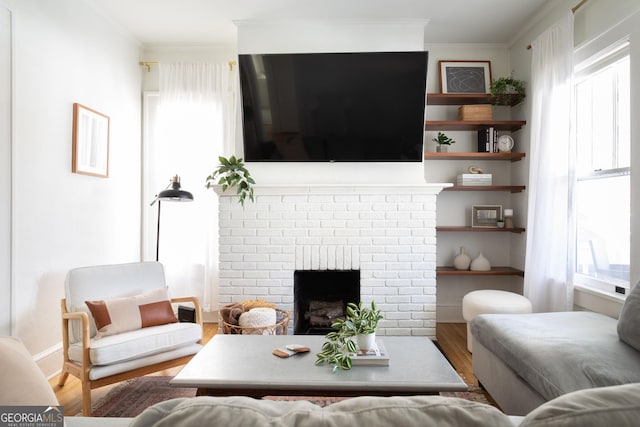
[4,0,142,375]
[508,0,640,316]
[0,4,12,336]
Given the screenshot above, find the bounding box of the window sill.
[573,284,627,303]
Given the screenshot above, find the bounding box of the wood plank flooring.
[51,322,475,416]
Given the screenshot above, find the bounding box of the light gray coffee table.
[171,335,467,397]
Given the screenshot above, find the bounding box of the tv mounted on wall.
[239,51,428,162]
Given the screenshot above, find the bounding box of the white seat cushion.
[69,322,201,366]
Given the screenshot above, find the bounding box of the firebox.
[293,270,360,335]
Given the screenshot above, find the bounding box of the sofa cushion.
[69,322,201,366]
[520,383,640,427]
[470,311,640,401]
[85,287,177,338]
[617,283,640,351]
[0,336,58,406]
[130,395,514,427]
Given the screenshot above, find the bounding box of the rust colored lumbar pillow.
[85,287,177,338]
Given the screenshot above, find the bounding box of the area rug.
[91,376,197,417]
[91,375,495,417]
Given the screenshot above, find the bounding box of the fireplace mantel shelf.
[212,183,452,197]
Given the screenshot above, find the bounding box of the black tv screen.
[239,51,428,162]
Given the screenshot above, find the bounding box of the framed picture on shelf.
[472,205,502,228]
[439,60,492,94]
[72,103,110,178]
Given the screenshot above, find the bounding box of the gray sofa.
[2,334,640,426]
[471,283,640,416]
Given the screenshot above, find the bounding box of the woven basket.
[222,308,290,335]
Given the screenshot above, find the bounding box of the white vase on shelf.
[470,252,491,271]
[453,246,471,270]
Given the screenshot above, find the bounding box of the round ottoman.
[462,290,532,352]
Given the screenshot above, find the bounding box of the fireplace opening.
[294,270,360,335]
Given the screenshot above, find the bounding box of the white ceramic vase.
[356,332,376,351]
[470,252,491,271]
[453,246,471,270]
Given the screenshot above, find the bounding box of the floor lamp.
[150,175,194,261]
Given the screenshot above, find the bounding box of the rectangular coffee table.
[170,335,467,397]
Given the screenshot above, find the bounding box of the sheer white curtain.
[524,13,574,312]
[144,63,237,312]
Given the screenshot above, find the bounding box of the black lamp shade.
[157,188,193,201]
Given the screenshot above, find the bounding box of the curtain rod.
[526,0,588,50]
[139,60,237,72]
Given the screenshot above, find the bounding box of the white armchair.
[58,262,203,415]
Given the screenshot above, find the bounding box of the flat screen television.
[239,51,428,162]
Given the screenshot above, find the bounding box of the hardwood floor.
[51,322,475,416]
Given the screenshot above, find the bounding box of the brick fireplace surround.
[214,184,447,338]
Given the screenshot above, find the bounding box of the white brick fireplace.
[214,184,447,338]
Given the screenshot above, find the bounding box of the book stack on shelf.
[350,340,390,366]
[477,127,498,152]
[457,174,492,186]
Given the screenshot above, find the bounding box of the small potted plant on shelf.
[490,76,526,106]
[315,301,383,371]
[432,132,456,152]
[205,155,256,206]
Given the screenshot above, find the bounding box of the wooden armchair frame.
[58,296,202,415]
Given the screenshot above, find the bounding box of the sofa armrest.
[171,296,203,326]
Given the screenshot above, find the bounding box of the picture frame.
[439,60,492,94]
[472,205,503,228]
[72,103,110,178]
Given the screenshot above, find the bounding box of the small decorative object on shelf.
[496,218,505,228]
[454,246,472,270]
[497,135,515,152]
[489,76,526,106]
[470,252,491,271]
[504,209,514,228]
[315,301,383,371]
[432,132,456,152]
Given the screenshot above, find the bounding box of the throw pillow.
[520,383,640,427]
[617,281,640,351]
[85,287,177,338]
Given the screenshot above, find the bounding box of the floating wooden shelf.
[436,226,525,233]
[437,266,525,277]
[427,93,524,107]
[425,120,526,132]
[424,152,526,162]
[444,185,526,193]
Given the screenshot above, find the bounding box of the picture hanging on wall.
[72,103,110,178]
[439,60,492,94]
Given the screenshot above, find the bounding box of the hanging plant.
[205,155,255,206]
[489,76,526,106]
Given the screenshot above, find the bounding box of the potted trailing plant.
[432,132,455,152]
[489,76,526,106]
[315,301,383,371]
[205,155,255,206]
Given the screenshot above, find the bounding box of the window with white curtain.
[573,41,630,294]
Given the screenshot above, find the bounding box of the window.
[573,41,630,294]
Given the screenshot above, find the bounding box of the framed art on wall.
[439,60,492,94]
[472,205,502,228]
[72,103,110,178]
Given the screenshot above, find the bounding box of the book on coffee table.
[350,340,389,366]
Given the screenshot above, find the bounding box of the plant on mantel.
[315,301,383,371]
[205,155,255,206]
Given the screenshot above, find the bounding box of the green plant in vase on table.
[315,301,383,371]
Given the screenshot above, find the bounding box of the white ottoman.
[462,290,532,352]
